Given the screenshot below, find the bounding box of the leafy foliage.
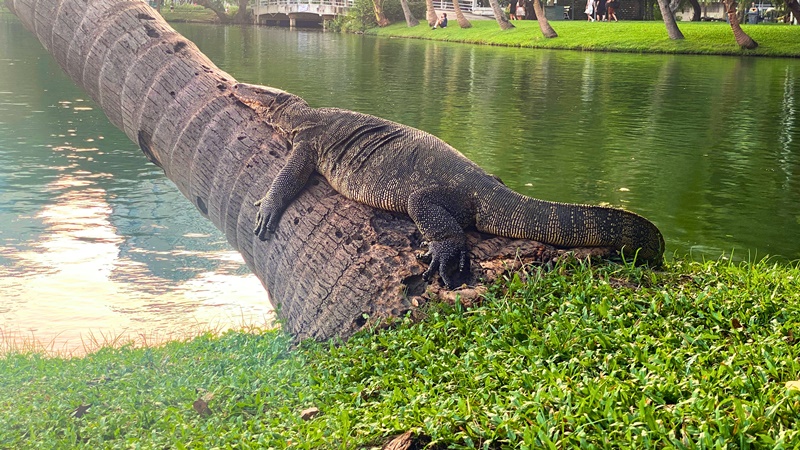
[330,0,426,32]
[1,258,799,447]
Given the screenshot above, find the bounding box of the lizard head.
[231,83,299,115]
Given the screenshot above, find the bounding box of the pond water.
[1,16,799,353]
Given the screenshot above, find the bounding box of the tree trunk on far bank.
[687,0,701,20]
[788,0,800,23]
[233,0,251,23]
[489,0,515,29]
[425,0,439,26]
[531,0,557,37]
[452,0,473,27]
[656,0,685,39]
[400,0,420,26]
[723,0,757,48]
[372,0,391,26]
[195,0,230,23]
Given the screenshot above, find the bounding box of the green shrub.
[332,0,427,32]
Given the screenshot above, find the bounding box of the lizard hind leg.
[421,237,470,289]
[408,186,475,289]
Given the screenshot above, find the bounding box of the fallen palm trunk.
[6,0,610,341]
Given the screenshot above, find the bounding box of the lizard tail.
[475,187,665,266]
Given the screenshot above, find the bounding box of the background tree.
[452,0,473,27]
[425,0,439,25]
[195,0,251,24]
[233,0,251,23]
[531,0,557,38]
[656,0,685,39]
[372,0,391,26]
[785,0,800,22]
[687,0,702,20]
[488,0,516,29]
[399,0,420,26]
[723,0,758,48]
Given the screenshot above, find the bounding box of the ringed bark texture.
[6,0,606,342]
[723,0,758,49]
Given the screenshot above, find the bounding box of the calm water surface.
[180,23,800,260]
[0,17,272,354]
[2,16,799,352]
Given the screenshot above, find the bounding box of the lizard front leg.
[407,186,475,289]
[254,141,316,240]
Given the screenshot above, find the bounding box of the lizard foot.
[421,237,470,289]
[253,198,281,241]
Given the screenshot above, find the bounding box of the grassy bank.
[2,258,799,448]
[367,20,800,57]
[158,4,218,23]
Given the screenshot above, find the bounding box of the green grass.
[158,4,219,23]
[367,20,800,57]
[2,258,799,448]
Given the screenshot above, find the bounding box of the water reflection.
[158,23,800,261]
[0,17,272,355]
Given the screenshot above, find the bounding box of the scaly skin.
[231,83,665,288]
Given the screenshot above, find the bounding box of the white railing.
[431,0,479,12]
[254,0,478,13]
[255,0,355,8]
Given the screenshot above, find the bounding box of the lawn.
[2,258,799,448]
[367,20,800,57]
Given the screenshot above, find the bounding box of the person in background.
[510,0,519,19]
[606,0,619,21]
[516,0,526,19]
[585,0,595,21]
[432,12,448,29]
[595,0,606,21]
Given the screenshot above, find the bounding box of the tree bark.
[5,0,609,342]
[233,0,251,24]
[488,0,516,29]
[687,0,701,20]
[723,0,758,48]
[788,0,800,23]
[656,0,685,39]
[372,0,391,26]
[425,0,438,26]
[195,0,230,23]
[452,0,473,28]
[399,0,420,27]
[531,0,557,38]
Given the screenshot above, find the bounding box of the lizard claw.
[253,198,279,241]
[421,237,470,289]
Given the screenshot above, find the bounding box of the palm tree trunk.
[531,0,557,37]
[655,0,685,39]
[425,0,439,26]
[488,0,516,29]
[687,0,701,20]
[399,0,420,26]
[788,0,800,23]
[723,0,757,48]
[6,0,578,342]
[372,0,391,26]
[452,0,473,28]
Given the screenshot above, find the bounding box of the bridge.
[251,0,496,27]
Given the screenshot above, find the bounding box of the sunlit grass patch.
[1,258,799,448]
